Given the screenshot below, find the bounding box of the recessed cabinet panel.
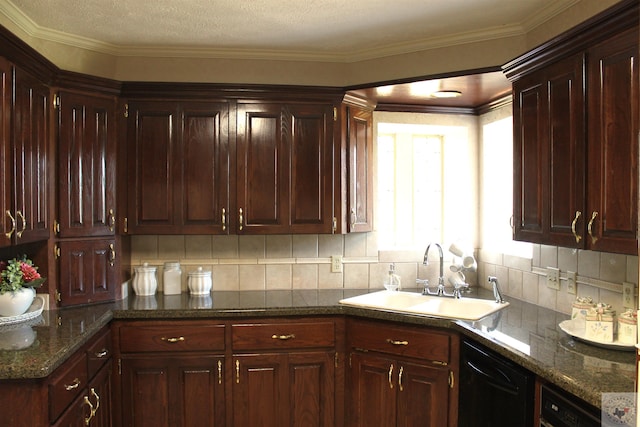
[58,91,116,237]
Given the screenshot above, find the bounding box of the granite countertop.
[0,289,634,409]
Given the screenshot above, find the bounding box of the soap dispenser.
[384,263,401,291]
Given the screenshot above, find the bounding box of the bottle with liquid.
[384,263,401,291]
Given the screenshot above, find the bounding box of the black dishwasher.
[459,338,535,427]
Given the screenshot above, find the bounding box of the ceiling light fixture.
[430,90,462,98]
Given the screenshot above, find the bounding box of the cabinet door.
[233,353,289,427]
[13,67,50,244]
[120,355,225,427]
[178,101,230,234]
[395,361,450,427]
[346,106,373,233]
[57,239,117,306]
[58,91,117,238]
[513,55,585,246]
[0,58,11,248]
[126,101,178,233]
[586,28,638,254]
[236,103,289,233]
[288,104,334,234]
[348,353,396,427]
[86,359,112,427]
[289,351,335,427]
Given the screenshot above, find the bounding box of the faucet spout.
[422,243,446,295]
[488,276,506,304]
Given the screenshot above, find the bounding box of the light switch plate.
[566,271,577,295]
[546,267,560,290]
[331,255,343,273]
[622,281,635,309]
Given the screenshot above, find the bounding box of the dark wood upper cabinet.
[236,101,334,234]
[346,104,373,233]
[57,91,117,237]
[10,66,51,245]
[585,28,638,254]
[506,5,638,255]
[126,100,230,234]
[0,57,11,248]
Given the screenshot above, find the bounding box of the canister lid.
[164,261,181,270]
[135,262,156,272]
[188,266,211,277]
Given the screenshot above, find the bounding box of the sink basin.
[339,290,508,321]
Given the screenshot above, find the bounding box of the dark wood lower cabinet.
[232,351,335,427]
[119,355,225,427]
[348,353,450,427]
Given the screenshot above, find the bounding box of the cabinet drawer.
[119,322,225,353]
[347,320,451,363]
[86,327,112,378]
[232,321,335,350]
[49,350,88,423]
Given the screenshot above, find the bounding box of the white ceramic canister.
[132,263,158,296]
[163,261,182,295]
[188,267,212,296]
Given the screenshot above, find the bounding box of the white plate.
[0,297,44,326]
[559,319,635,351]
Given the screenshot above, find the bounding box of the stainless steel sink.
[339,290,508,321]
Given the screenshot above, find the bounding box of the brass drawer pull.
[386,339,409,346]
[94,349,109,358]
[398,366,404,392]
[388,364,394,389]
[272,334,295,340]
[161,336,185,343]
[16,210,26,238]
[83,395,94,425]
[64,378,81,391]
[587,211,598,244]
[5,210,15,238]
[571,210,582,243]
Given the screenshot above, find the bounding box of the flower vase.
[0,287,35,317]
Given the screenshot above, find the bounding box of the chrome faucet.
[488,276,506,304]
[421,243,448,296]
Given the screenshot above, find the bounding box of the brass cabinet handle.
[108,243,116,266]
[235,360,240,384]
[64,378,81,391]
[448,370,455,389]
[16,210,26,238]
[90,387,100,417]
[53,219,60,235]
[108,209,115,232]
[83,395,94,426]
[398,366,404,392]
[238,208,243,231]
[571,211,582,243]
[161,336,185,343]
[388,364,394,389]
[54,244,61,259]
[587,211,598,244]
[217,360,223,385]
[94,349,108,358]
[221,208,226,231]
[386,338,409,346]
[271,334,295,340]
[350,208,357,227]
[5,210,15,238]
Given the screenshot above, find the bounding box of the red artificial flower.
[20,261,41,282]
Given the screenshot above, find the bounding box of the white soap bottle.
[384,263,401,291]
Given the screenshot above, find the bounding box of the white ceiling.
[3,0,579,62]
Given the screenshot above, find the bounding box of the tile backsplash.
[129,234,638,316]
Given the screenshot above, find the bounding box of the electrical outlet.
[546,267,560,290]
[566,271,577,295]
[331,255,343,273]
[622,281,635,309]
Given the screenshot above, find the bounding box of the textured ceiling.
[5,0,579,61]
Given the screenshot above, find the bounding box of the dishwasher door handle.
[465,359,520,396]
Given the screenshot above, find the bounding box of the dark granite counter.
[0,289,634,409]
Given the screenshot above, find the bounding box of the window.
[376,121,475,251]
